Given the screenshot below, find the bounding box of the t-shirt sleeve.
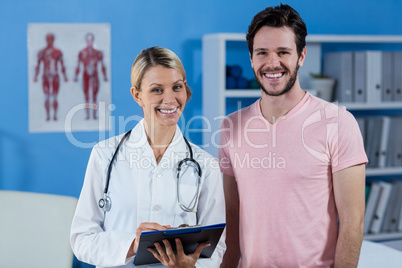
[218,117,235,176]
[328,107,368,173]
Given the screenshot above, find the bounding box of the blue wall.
[1,0,402,266]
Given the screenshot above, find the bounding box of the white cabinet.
[202,33,402,241]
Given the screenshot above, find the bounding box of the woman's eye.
[151,88,162,93]
[173,84,183,90]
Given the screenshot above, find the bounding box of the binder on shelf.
[369,181,393,234]
[353,52,366,103]
[381,182,397,232]
[324,52,353,103]
[356,117,366,148]
[386,118,396,167]
[365,117,374,167]
[364,182,382,234]
[366,117,382,168]
[392,117,402,167]
[367,51,383,103]
[382,52,393,102]
[378,117,391,168]
[383,181,402,232]
[394,52,402,101]
[398,185,402,231]
[355,51,383,104]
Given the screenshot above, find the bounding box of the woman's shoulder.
[92,132,129,155]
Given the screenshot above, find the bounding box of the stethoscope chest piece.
[99,195,111,212]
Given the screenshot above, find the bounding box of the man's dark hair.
[246,4,307,58]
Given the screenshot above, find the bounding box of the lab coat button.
[153,205,161,211]
[156,173,162,178]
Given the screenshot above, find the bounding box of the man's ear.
[250,52,254,69]
[131,86,143,107]
[298,46,307,67]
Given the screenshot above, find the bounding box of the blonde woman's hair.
[131,47,192,101]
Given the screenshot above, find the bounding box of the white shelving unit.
[364,232,402,242]
[202,33,402,242]
[366,167,402,177]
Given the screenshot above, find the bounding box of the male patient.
[219,4,367,268]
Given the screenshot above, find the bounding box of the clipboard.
[133,223,226,266]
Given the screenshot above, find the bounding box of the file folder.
[378,116,391,168]
[356,117,366,148]
[392,117,402,167]
[324,52,353,102]
[369,181,392,234]
[382,181,402,232]
[394,52,402,101]
[134,223,226,266]
[382,52,393,102]
[386,118,396,167]
[364,182,381,234]
[365,51,383,103]
[354,51,366,103]
[366,117,382,168]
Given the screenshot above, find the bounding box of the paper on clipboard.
[133,223,226,266]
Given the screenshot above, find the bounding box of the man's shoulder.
[305,93,351,119]
[223,99,259,124]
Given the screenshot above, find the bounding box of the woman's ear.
[131,86,144,107]
[184,80,190,102]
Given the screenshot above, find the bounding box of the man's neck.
[259,86,306,124]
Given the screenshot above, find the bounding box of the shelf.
[366,167,402,176]
[205,33,245,41]
[225,89,261,98]
[205,33,402,44]
[307,34,402,43]
[364,232,402,242]
[340,102,402,110]
[223,93,402,110]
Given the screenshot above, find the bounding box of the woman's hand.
[148,238,211,268]
[127,222,170,258]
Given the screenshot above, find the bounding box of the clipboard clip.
[163,224,203,235]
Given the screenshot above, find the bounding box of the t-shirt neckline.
[255,91,311,126]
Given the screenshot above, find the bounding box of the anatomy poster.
[28,23,111,133]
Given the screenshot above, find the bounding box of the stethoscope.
[98,129,202,213]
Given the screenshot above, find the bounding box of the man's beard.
[255,61,300,97]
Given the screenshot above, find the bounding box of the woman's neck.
[143,119,176,164]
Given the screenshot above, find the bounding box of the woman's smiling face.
[133,65,187,129]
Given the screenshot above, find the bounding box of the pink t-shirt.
[218,92,368,267]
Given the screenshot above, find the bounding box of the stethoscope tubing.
[99,129,201,213]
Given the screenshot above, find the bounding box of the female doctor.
[70,47,226,268]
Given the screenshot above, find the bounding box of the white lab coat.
[70,119,226,268]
